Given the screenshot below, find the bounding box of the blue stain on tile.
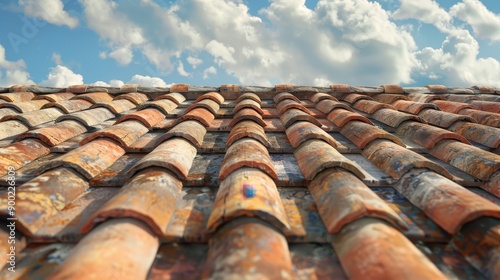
[243,183,255,198]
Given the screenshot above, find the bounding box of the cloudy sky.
[1,0,500,88]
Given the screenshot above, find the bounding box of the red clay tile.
[275,84,293,92]
[72,92,113,104]
[207,168,290,233]
[273,92,300,103]
[219,138,277,180]
[38,139,126,179]
[294,139,365,180]
[353,99,396,114]
[2,107,64,128]
[43,99,93,113]
[33,92,75,102]
[16,120,87,146]
[57,107,115,127]
[113,92,149,104]
[170,83,189,92]
[139,99,178,115]
[286,121,339,148]
[340,121,404,148]
[408,93,446,103]
[115,108,164,128]
[327,109,373,128]
[91,99,136,114]
[0,92,35,102]
[9,85,30,92]
[226,120,269,147]
[309,92,337,103]
[315,99,352,114]
[119,83,138,93]
[153,92,186,104]
[48,218,159,280]
[128,138,197,180]
[426,84,448,92]
[397,121,470,149]
[0,100,49,113]
[396,169,500,233]
[156,120,207,148]
[392,99,439,114]
[459,108,500,127]
[220,84,240,93]
[432,100,476,113]
[177,107,215,127]
[0,167,88,235]
[229,108,266,127]
[330,83,351,93]
[450,121,500,148]
[195,91,224,105]
[332,218,446,280]
[482,172,500,198]
[363,140,452,179]
[82,168,182,236]
[381,84,405,94]
[232,99,263,115]
[280,108,322,128]
[67,84,88,93]
[203,218,293,279]
[276,99,311,115]
[310,168,408,233]
[342,93,373,104]
[0,120,29,140]
[0,107,18,118]
[446,94,481,103]
[371,108,424,128]
[236,92,261,104]
[418,109,476,128]
[470,100,500,113]
[373,93,410,104]
[430,140,500,181]
[81,120,149,147]
[0,139,50,175]
[473,85,496,93]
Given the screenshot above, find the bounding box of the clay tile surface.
[3,84,500,279]
[219,138,277,180]
[226,120,269,147]
[195,91,224,105]
[275,84,294,92]
[294,139,365,180]
[286,121,339,148]
[207,168,290,233]
[381,84,405,94]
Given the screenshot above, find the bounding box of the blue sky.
[1,0,500,87]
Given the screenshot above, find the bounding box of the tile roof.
[0,83,499,279]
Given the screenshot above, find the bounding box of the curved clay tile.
[153,92,186,104]
[432,100,476,114]
[340,121,404,149]
[91,99,135,114]
[330,84,351,93]
[381,84,404,94]
[470,100,500,114]
[0,100,49,113]
[229,108,266,127]
[372,93,410,104]
[327,109,373,128]
[226,120,269,147]
[113,92,149,105]
[280,108,322,128]
[114,108,164,128]
[0,92,35,102]
[0,120,29,140]
[352,99,396,114]
[396,121,470,149]
[315,99,352,114]
[169,83,189,93]
[309,92,337,103]
[426,84,448,93]
[176,107,214,127]
[458,109,500,128]
[71,92,114,104]
[58,107,115,127]
[392,100,439,114]
[16,120,87,147]
[418,109,476,128]
[371,108,425,128]
[0,139,50,175]
[450,121,500,149]
[185,99,220,115]
[235,92,261,105]
[273,92,300,104]
[285,121,339,149]
[32,92,75,102]
[232,99,263,115]
[156,120,207,148]
[81,120,149,147]
[43,99,93,113]
[343,93,373,104]
[276,99,311,115]
[138,99,178,115]
[194,91,224,105]
[2,107,64,128]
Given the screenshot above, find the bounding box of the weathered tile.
[327,109,373,128]
[71,91,113,104]
[185,99,220,115]
[332,218,446,280]
[176,107,214,127]
[67,84,88,93]
[137,99,178,115]
[310,168,408,233]
[119,83,138,93]
[83,168,181,236]
[202,218,294,279]
[0,99,49,113]
[343,93,373,104]
[419,109,476,128]
[219,138,277,180]
[294,139,365,181]
[330,83,351,93]
[276,99,312,115]
[309,92,337,103]
[315,99,352,114]
[0,92,35,102]
[371,108,424,128]
[17,120,87,147]
[396,169,500,234]
[236,92,261,104]
[446,94,481,102]
[0,139,50,175]
[207,168,290,233]
[430,140,500,181]
[43,99,93,113]
[286,121,339,148]
[274,92,300,103]
[459,108,500,127]
[229,108,266,127]
[340,121,404,148]
[0,107,18,119]
[38,139,126,179]
[352,99,396,114]
[81,120,149,147]
[409,93,445,103]
[0,120,27,140]
[381,84,405,94]
[396,121,470,149]
[232,99,263,114]
[128,138,197,180]
[3,108,64,128]
[113,92,149,104]
[290,243,348,279]
[48,218,159,280]
[148,244,208,280]
[426,84,448,93]
[373,93,410,104]
[226,120,269,147]
[33,92,75,102]
[115,108,165,128]
[154,92,186,104]
[280,108,322,128]
[392,99,439,114]
[432,100,475,114]
[195,91,224,104]
[482,171,500,198]
[57,107,115,127]
[156,120,206,148]
[470,100,500,113]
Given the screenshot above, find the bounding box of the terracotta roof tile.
[170,83,189,92]
[392,99,439,114]
[235,92,261,104]
[330,83,351,93]
[274,92,300,103]
[16,120,87,146]
[32,92,75,102]
[450,121,500,148]
[207,168,290,233]
[0,91,35,102]
[340,121,404,148]
[327,109,373,128]
[352,99,396,114]
[479,94,500,102]
[57,107,115,127]
[459,108,500,127]
[2,107,64,128]
[426,84,448,92]
[229,107,265,127]
[280,108,322,128]
[0,107,18,118]
[418,108,476,128]
[0,139,50,175]
[81,120,149,147]
[446,94,481,103]
[397,121,470,149]
[66,84,88,93]
[177,107,215,127]
[409,92,446,103]
[153,92,186,104]
[194,91,224,104]
[113,92,149,104]
[0,99,49,113]
[314,99,352,114]
[309,92,337,103]
[119,83,138,93]
[115,108,164,128]
[286,121,339,148]
[381,84,405,94]
[343,93,373,104]
[156,120,206,148]
[0,120,29,140]
[43,99,93,113]
[138,99,178,115]
[232,98,262,114]
[470,100,500,113]
[71,92,114,104]
[275,83,294,92]
[91,99,136,114]
[371,108,424,128]
[226,120,269,147]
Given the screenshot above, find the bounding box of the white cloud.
[92,80,109,86]
[177,61,190,77]
[203,66,217,79]
[40,65,83,87]
[128,74,168,87]
[99,51,107,59]
[187,56,202,68]
[450,0,500,41]
[109,47,133,65]
[19,0,79,28]
[391,0,452,32]
[52,53,63,65]
[0,44,34,86]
